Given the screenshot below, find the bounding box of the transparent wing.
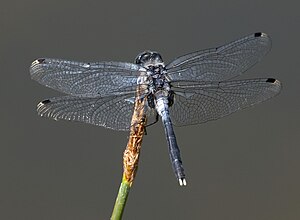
[30,58,143,97]
[169,78,281,126]
[37,94,135,131]
[36,93,157,131]
[166,33,271,82]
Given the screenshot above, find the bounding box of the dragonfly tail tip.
[178,178,187,186]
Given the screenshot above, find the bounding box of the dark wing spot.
[254,32,262,37]
[37,58,46,63]
[41,99,51,104]
[266,78,276,83]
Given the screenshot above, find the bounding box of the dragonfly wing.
[37,94,137,131]
[30,58,143,97]
[37,93,155,131]
[170,78,281,126]
[166,33,271,82]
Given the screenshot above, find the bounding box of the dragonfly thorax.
[146,73,173,109]
[145,63,170,94]
[144,64,174,109]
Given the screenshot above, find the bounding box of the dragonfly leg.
[145,113,159,128]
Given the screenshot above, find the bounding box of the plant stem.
[110,85,147,220]
[110,176,131,220]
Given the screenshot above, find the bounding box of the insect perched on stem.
[30,32,281,186]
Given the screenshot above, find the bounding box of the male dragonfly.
[30,32,281,186]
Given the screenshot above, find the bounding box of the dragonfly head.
[135,51,164,67]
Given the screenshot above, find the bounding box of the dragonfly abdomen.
[155,97,186,186]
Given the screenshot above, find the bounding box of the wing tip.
[254,32,268,38]
[266,78,282,92]
[30,58,47,78]
[266,78,276,83]
[37,99,51,113]
[266,78,281,86]
[30,58,46,67]
[40,99,51,104]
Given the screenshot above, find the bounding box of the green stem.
[110,176,131,220]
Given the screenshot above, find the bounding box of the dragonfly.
[30,32,281,186]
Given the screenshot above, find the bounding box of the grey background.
[1,0,299,219]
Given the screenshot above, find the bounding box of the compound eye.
[142,53,150,60]
[156,54,163,61]
[135,51,163,65]
[135,52,148,64]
